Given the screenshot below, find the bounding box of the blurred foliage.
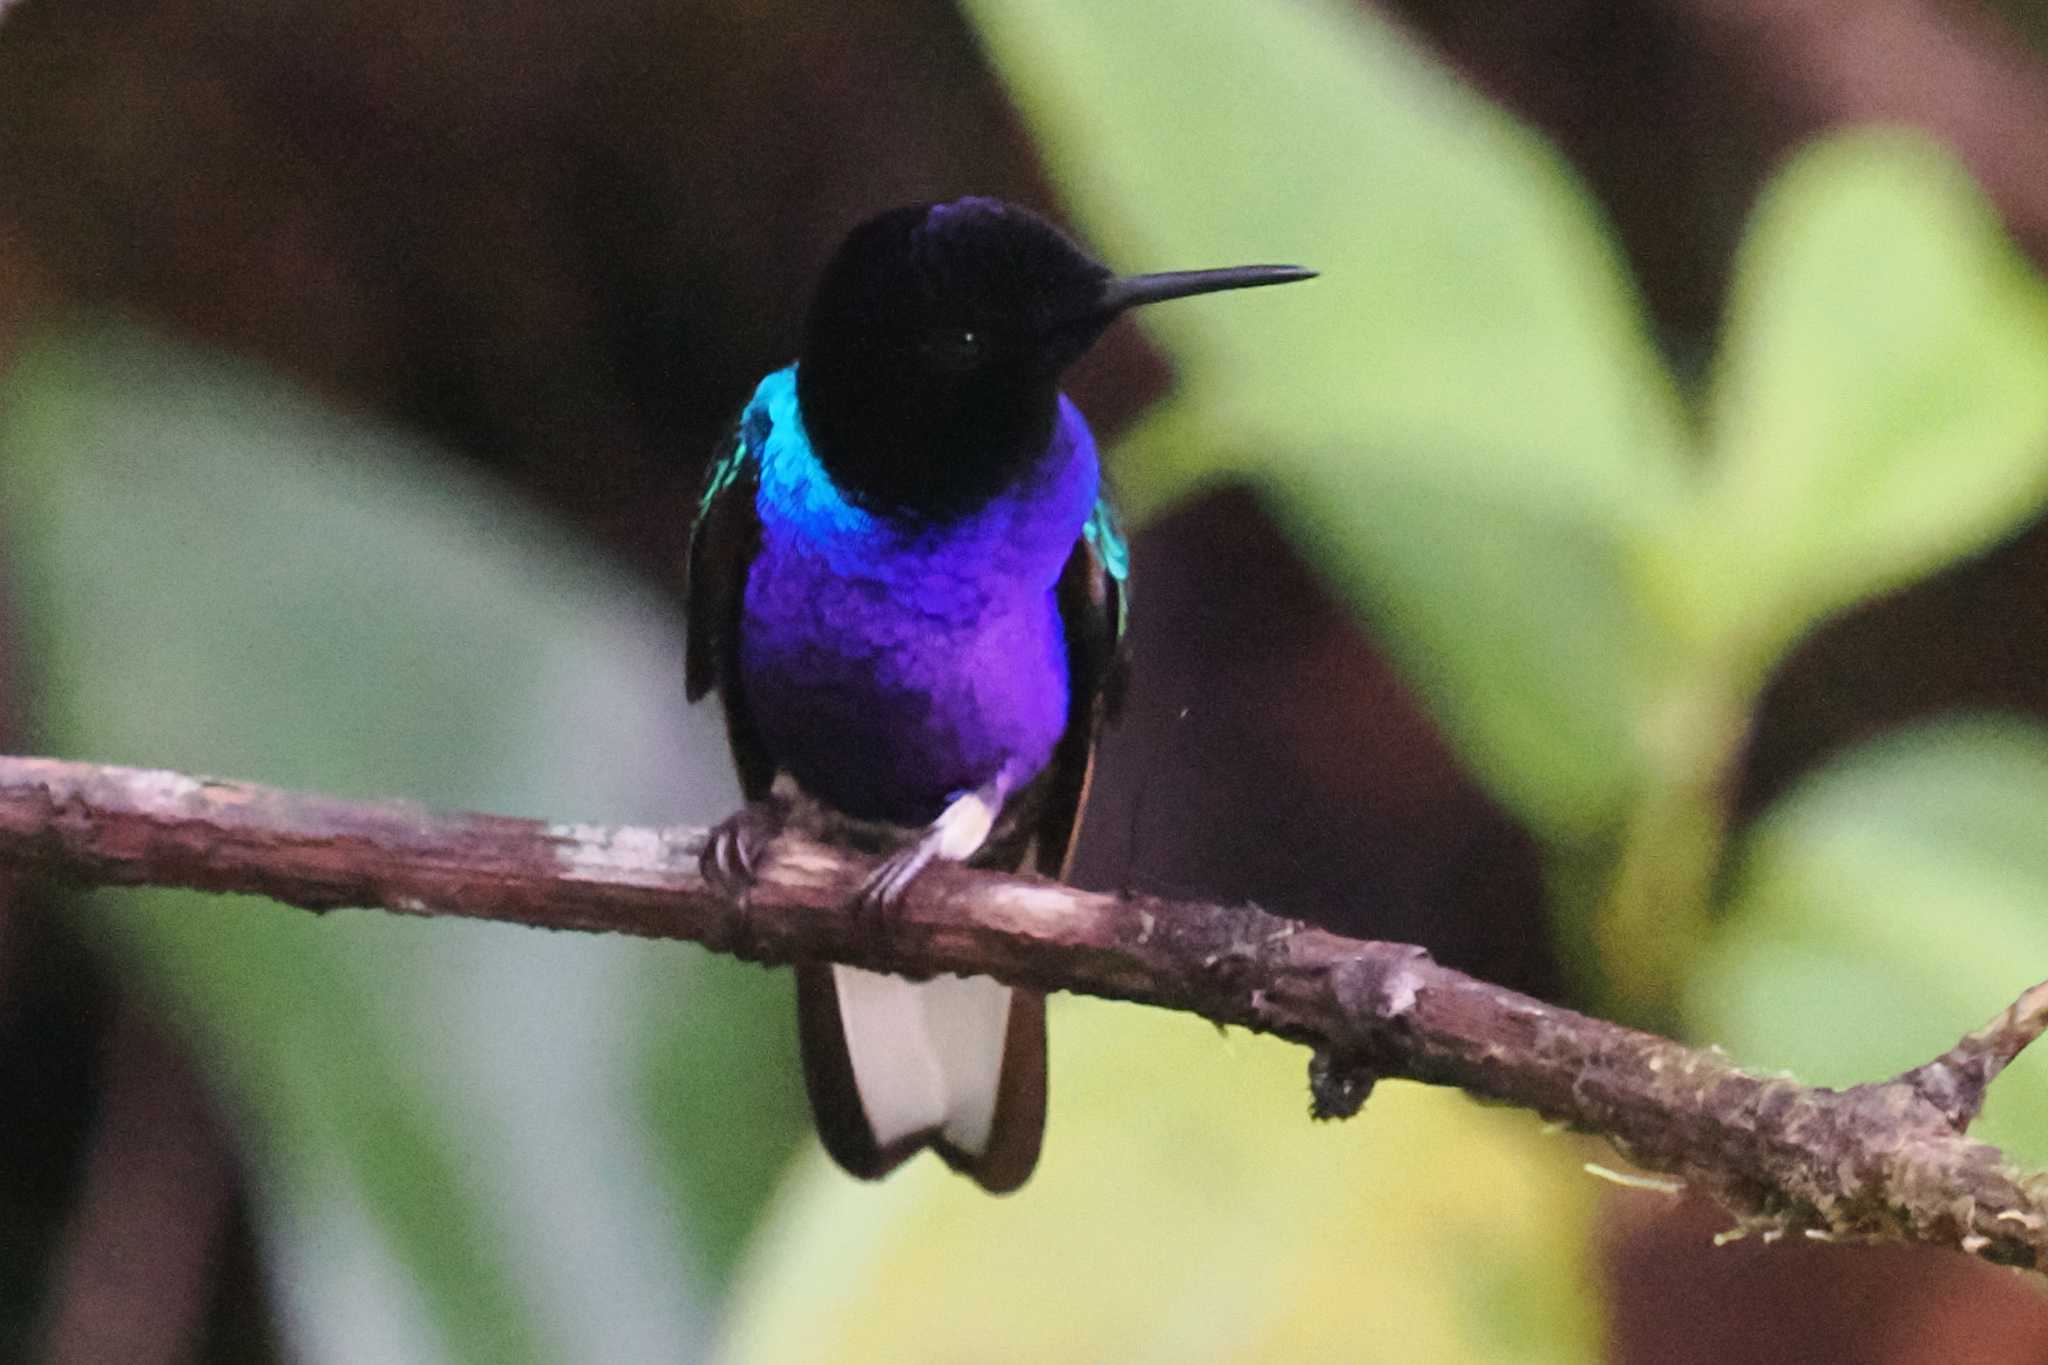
[641,955,809,1282]
[721,1000,1604,1365]
[1671,138,2048,681]
[0,324,796,1362]
[961,0,2048,1017]
[7,0,2048,1358]
[968,0,1690,845]
[1690,717,2048,1168]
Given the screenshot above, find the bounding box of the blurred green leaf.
[961,0,1690,839]
[1687,716,2048,1167]
[1672,131,2048,676]
[640,957,807,1283]
[718,999,1604,1365]
[0,322,786,1362]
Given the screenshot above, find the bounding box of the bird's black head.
[796,197,1312,521]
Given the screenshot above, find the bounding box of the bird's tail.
[795,962,1046,1192]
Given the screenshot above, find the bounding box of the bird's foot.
[700,796,790,901]
[855,835,945,923]
[852,784,1003,925]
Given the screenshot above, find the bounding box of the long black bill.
[1096,264,1316,314]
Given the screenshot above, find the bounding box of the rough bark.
[3,754,2047,1268]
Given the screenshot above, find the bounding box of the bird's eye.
[924,328,984,371]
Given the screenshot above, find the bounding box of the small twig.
[1900,979,2048,1131]
[2,755,2048,1267]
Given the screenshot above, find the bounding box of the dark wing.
[1028,496,1131,878]
[684,418,776,799]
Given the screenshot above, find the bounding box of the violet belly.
[736,368,1099,823]
[738,553,1073,821]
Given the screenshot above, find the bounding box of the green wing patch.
[1082,496,1130,644]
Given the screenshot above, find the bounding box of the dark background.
[7,0,2048,1358]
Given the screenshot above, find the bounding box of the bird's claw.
[700,799,788,901]
[849,781,1002,931]
[855,836,943,923]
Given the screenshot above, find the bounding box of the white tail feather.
[833,965,1013,1154]
[922,974,1013,1154]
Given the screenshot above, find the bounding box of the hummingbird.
[685,196,1312,1191]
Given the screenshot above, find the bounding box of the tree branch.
[3,754,2047,1266]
